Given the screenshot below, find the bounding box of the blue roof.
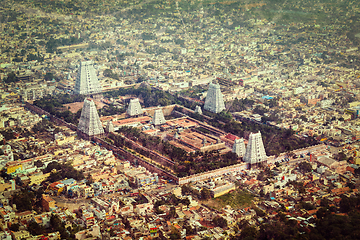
[262,95,273,100]
[61,178,76,185]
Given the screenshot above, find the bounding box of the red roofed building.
[224,134,239,141]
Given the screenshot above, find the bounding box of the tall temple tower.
[78,99,104,138]
[153,109,166,126]
[127,98,143,117]
[74,61,102,96]
[244,131,267,164]
[203,82,225,113]
[232,138,246,158]
[105,120,115,133]
[194,105,203,115]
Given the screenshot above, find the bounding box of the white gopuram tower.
[244,131,267,164]
[204,82,225,113]
[194,105,203,115]
[153,109,166,126]
[78,99,104,138]
[105,120,115,133]
[74,61,102,96]
[127,98,143,117]
[232,138,246,158]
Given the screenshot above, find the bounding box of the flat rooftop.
[112,116,152,127]
[166,118,199,128]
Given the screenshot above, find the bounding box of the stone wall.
[178,162,248,185]
[199,142,226,152]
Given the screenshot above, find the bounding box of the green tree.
[253,207,265,217]
[9,223,20,231]
[28,221,44,235]
[298,161,312,173]
[335,151,347,161]
[4,72,17,83]
[44,72,55,81]
[316,207,330,219]
[181,184,191,196]
[12,190,35,212]
[299,201,314,210]
[49,214,71,239]
[201,188,212,200]
[212,215,227,228]
[239,226,258,240]
[103,69,113,77]
[168,206,178,219]
[181,197,190,206]
[34,160,44,168]
[299,115,308,122]
[320,198,329,207]
[169,226,181,239]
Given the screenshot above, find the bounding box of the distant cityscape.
[0,0,360,239]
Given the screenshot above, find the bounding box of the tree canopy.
[44,162,84,181]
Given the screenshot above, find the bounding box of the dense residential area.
[0,0,360,239]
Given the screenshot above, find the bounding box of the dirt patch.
[53,196,91,211]
[63,102,84,113]
[202,189,254,210]
[64,100,106,113]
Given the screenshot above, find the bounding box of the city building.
[11,231,30,240]
[0,145,14,163]
[41,195,56,212]
[244,131,267,165]
[210,181,236,198]
[78,99,104,138]
[74,61,102,96]
[135,172,159,187]
[204,82,225,113]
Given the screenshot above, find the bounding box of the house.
[11,230,30,240]
[29,172,50,185]
[49,182,64,195]
[15,211,34,223]
[75,224,100,240]
[119,205,133,216]
[0,231,11,240]
[83,215,96,228]
[135,203,153,216]
[33,213,51,228]
[92,208,106,220]
[80,186,94,198]
[0,207,15,223]
[317,156,347,174]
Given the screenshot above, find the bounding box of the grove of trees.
[33,94,85,124]
[44,162,84,182]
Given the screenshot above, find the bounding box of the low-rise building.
[11,230,30,240]
[41,195,56,212]
[210,181,236,198]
